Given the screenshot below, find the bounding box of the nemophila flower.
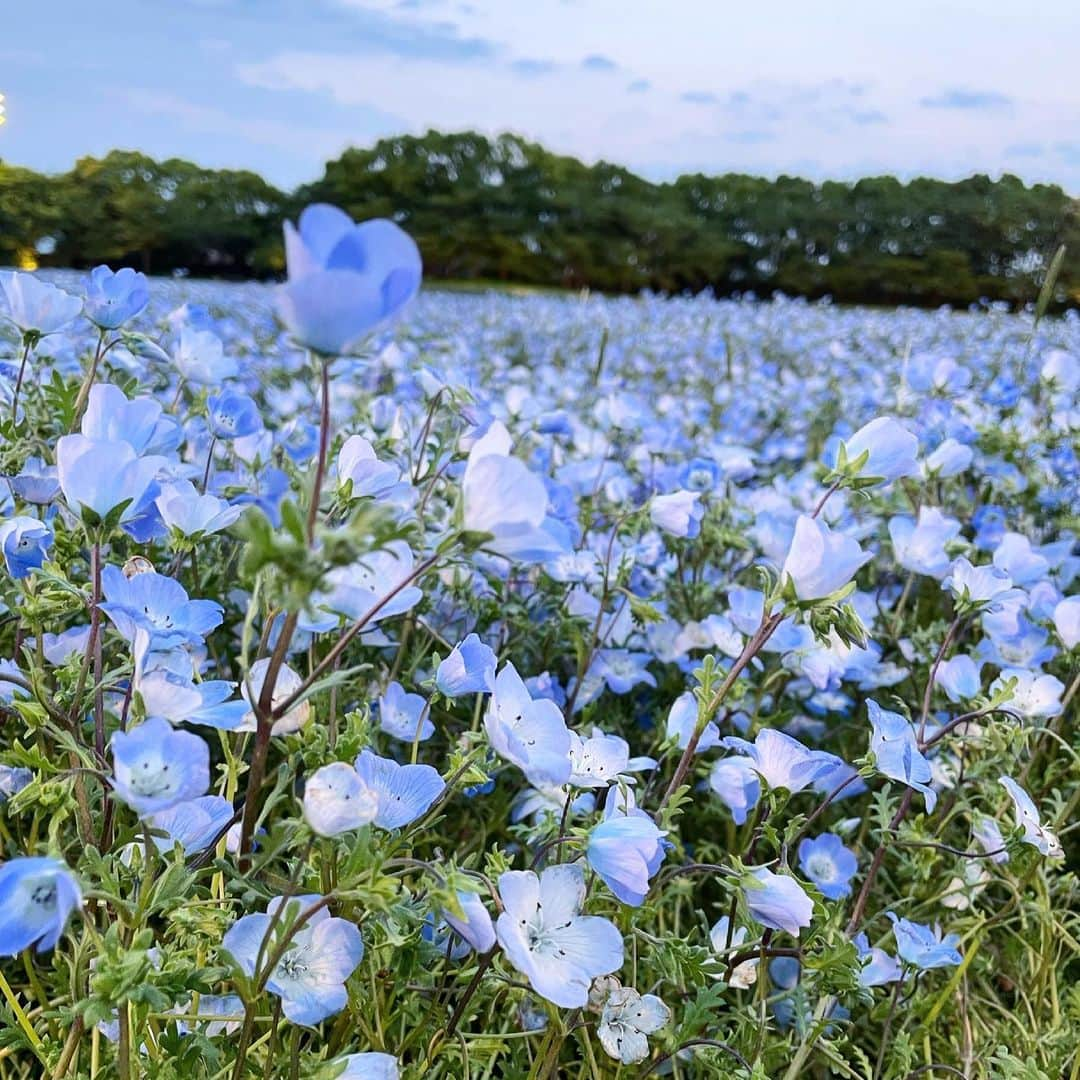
[139,669,248,730]
[485,662,571,786]
[943,556,1014,609]
[935,654,982,703]
[988,668,1064,719]
[111,717,210,817]
[593,649,657,695]
[83,266,149,329]
[743,868,814,936]
[435,633,497,697]
[354,749,444,829]
[174,326,237,384]
[512,781,595,824]
[888,507,961,579]
[0,764,33,800]
[0,515,51,578]
[0,857,82,955]
[337,436,401,498]
[1054,596,1079,650]
[147,795,234,854]
[923,437,973,478]
[727,586,765,635]
[708,756,761,824]
[495,864,624,1008]
[239,658,311,734]
[587,813,666,905]
[782,515,871,601]
[992,532,1049,586]
[462,422,566,562]
[597,985,670,1065]
[568,728,632,787]
[853,932,902,987]
[972,816,1009,863]
[207,391,262,440]
[839,416,919,483]
[886,913,962,970]
[666,689,720,751]
[650,489,704,538]
[721,728,833,794]
[378,681,433,742]
[56,435,165,525]
[38,625,91,665]
[867,699,936,812]
[10,456,59,503]
[334,1053,399,1080]
[302,762,379,837]
[81,384,174,454]
[0,271,82,336]
[797,833,857,900]
[709,917,758,988]
[223,896,364,1025]
[155,480,242,538]
[278,203,421,355]
[441,890,497,955]
[100,565,223,651]
[999,777,1063,857]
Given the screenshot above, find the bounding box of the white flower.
[597,985,670,1064]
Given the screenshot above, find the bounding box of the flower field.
[0,208,1077,1079]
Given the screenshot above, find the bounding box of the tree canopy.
[3,131,1078,307]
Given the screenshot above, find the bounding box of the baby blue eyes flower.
[337,435,402,498]
[174,326,238,384]
[838,416,919,483]
[84,265,149,330]
[708,756,761,825]
[377,681,433,743]
[354,749,445,830]
[111,716,210,817]
[139,669,249,730]
[568,728,632,787]
[56,435,165,526]
[853,932,903,987]
[155,480,242,538]
[435,633,497,697]
[586,814,666,906]
[999,777,1063,858]
[650,489,704,539]
[222,896,364,1026]
[278,203,422,356]
[9,456,59,504]
[0,857,83,955]
[1054,596,1080,650]
[867,699,937,812]
[743,868,814,936]
[666,690,720,751]
[886,913,962,970]
[100,565,223,651]
[335,1053,399,1080]
[0,515,52,578]
[934,654,982,703]
[302,762,379,837]
[721,728,835,794]
[597,985,671,1065]
[888,506,961,579]
[797,833,858,900]
[923,437,973,478]
[207,391,262,440]
[943,556,1014,609]
[992,532,1049,587]
[441,890,496,955]
[485,662,571,786]
[0,271,83,336]
[782,515,871,601]
[495,864,624,1008]
[0,765,33,801]
[148,795,234,854]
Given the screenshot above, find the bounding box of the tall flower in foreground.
[0,271,82,337]
[84,265,149,330]
[0,857,82,955]
[222,895,364,1025]
[277,203,422,355]
[782,515,871,601]
[496,864,623,1007]
[839,416,919,483]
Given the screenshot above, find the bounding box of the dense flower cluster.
[0,207,1076,1078]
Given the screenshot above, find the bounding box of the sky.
[3,0,1080,193]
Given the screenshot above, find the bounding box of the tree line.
[2,130,1078,308]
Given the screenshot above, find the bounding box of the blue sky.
[3,0,1079,192]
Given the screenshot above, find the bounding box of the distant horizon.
[4,1,1080,193]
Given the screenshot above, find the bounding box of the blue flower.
[743,868,814,936]
[100,565,223,651]
[782,515,871,601]
[335,1052,399,1079]
[441,890,497,955]
[708,757,761,824]
[867,699,936,812]
[0,857,82,955]
[337,436,402,498]
[56,435,165,525]
[797,833,857,900]
[934,655,982,703]
[155,481,242,538]
[587,814,666,906]
[302,762,378,837]
[853,932,902,987]
[353,749,444,830]
[999,776,1063,858]
[139,669,249,730]
[207,392,262,440]
[223,895,364,1025]
[888,507,961,579]
[666,690,720,751]
[886,913,962,970]
[435,633,497,697]
[110,716,210,817]
[174,326,237,384]
[377,681,433,743]
[82,384,173,455]
[721,728,834,794]
[0,765,33,800]
[278,204,422,355]
[9,456,59,504]
[0,515,51,578]
[84,266,149,330]
[650,490,704,538]
[495,864,624,1008]
[838,416,919,483]
[0,272,82,336]
[148,795,234,854]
